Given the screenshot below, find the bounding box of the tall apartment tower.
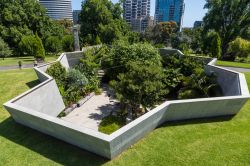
[155,0,185,29]
[123,0,151,32]
[39,0,73,20]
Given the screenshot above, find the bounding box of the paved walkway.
[222,66,250,73]
[0,63,45,71]
[61,85,119,131]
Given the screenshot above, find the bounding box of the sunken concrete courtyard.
[3,48,250,159]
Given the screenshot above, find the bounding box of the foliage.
[79,0,130,45]
[178,70,222,99]
[19,34,45,60]
[110,61,166,118]
[0,37,12,60]
[228,37,250,58]
[202,31,222,58]
[98,115,125,134]
[62,35,74,52]
[143,21,178,45]
[45,36,62,54]
[0,0,65,54]
[56,19,73,35]
[203,0,250,58]
[103,43,162,81]
[65,69,89,89]
[171,28,203,54]
[46,62,66,86]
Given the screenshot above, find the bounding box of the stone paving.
[61,85,119,131]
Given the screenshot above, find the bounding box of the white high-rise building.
[39,0,73,20]
[123,0,151,32]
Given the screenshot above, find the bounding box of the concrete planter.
[3,48,250,159]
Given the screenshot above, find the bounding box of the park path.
[222,66,250,73]
[0,63,45,71]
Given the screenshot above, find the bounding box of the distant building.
[73,10,81,25]
[39,0,73,20]
[131,16,154,32]
[123,0,151,32]
[155,0,185,30]
[193,21,204,28]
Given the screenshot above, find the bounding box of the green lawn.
[217,60,250,69]
[0,69,250,165]
[0,55,59,67]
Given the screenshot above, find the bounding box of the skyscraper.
[155,0,185,29]
[123,0,151,32]
[39,0,73,20]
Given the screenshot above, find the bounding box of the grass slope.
[0,55,59,67]
[217,60,250,69]
[0,69,250,165]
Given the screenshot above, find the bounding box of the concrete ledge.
[3,48,250,159]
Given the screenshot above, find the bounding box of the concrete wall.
[3,48,250,159]
[108,96,248,158]
[4,103,111,158]
[13,80,65,117]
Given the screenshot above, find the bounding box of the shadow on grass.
[0,118,108,165]
[159,115,234,128]
[26,80,41,89]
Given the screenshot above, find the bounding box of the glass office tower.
[155,0,185,29]
[39,0,73,20]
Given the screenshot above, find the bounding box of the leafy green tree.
[79,0,129,45]
[62,35,74,52]
[228,37,250,58]
[145,21,178,45]
[19,34,45,60]
[45,36,62,54]
[0,0,65,54]
[203,0,250,58]
[0,37,12,60]
[103,43,162,80]
[203,31,222,58]
[111,61,166,119]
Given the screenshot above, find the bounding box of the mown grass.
[217,60,250,69]
[0,55,59,67]
[0,69,250,165]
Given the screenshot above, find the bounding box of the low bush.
[46,62,66,86]
[228,37,250,59]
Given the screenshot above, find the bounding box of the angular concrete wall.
[3,48,250,159]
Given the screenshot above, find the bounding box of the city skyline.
[72,0,207,27]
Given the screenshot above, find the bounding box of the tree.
[103,43,162,80]
[0,37,12,60]
[203,0,250,58]
[0,0,65,54]
[111,61,166,119]
[19,34,45,60]
[144,21,178,45]
[228,37,250,58]
[45,36,62,54]
[79,0,129,45]
[203,31,222,59]
[62,35,74,52]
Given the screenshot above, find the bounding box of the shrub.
[228,37,250,59]
[45,36,62,54]
[62,35,74,52]
[65,69,89,89]
[178,89,202,99]
[98,115,125,134]
[19,34,45,60]
[46,62,66,86]
[0,38,12,60]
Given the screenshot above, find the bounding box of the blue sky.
[72,0,207,27]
